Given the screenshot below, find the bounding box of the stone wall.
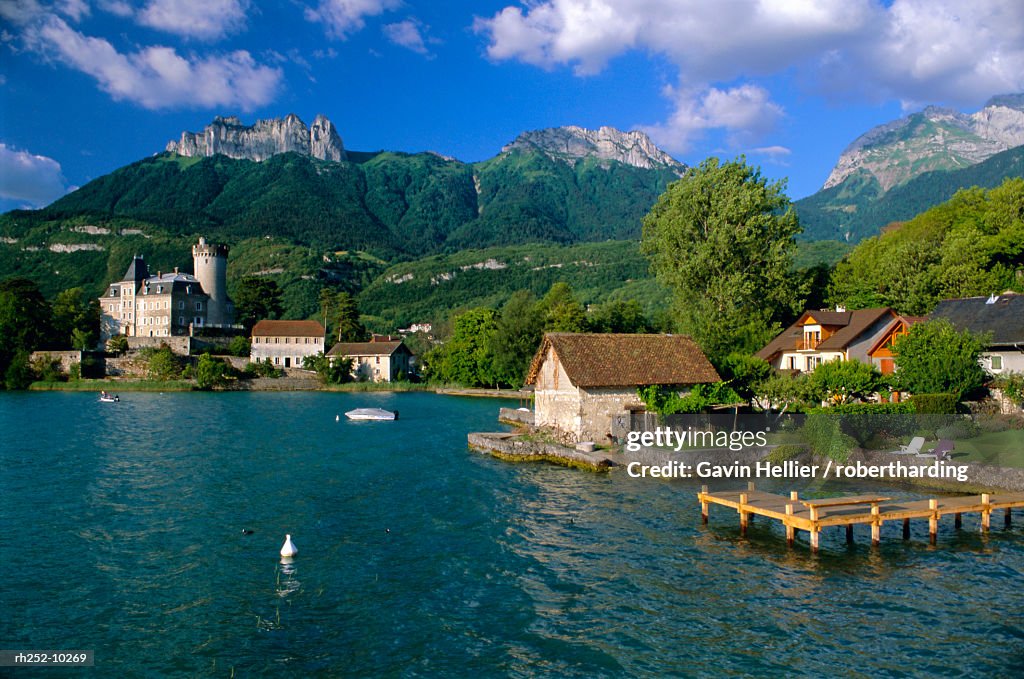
[29,350,82,373]
[499,407,534,426]
[577,387,644,444]
[126,336,192,355]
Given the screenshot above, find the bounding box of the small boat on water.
[345,408,398,421]
[99,393,120,403]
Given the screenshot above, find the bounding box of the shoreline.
[27,379,523,396]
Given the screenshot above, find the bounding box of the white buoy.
[335,415,340,422]
[280,534,297,557]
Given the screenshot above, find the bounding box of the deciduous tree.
[641,157,803,360]
[893,319,988,401]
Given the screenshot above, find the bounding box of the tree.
[302,352,353,385]
[234,277,284,332]
[716,352,772,406]
[106,335,129,356]
[893,319,988,401]
[51,287,100,349]
[195,353,228,390]
[489,290,543,387]
[142,344,184,381]
[331,292,368,343]
[641,157,804,360]
[425,308,500,386]
[588,299,650,333]
[0,277,53,384]
[536,282,587,332]
[807,359,884,405]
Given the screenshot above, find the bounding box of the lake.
[2,391,1023,676]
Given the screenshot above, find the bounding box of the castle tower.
[192,237,233,327]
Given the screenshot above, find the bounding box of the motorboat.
[99,393,120,403]
[345,408,398,421]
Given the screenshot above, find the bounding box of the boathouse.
[524,333,719,444]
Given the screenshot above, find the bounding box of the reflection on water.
[2,391,1024,676]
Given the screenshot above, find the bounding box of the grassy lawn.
[30,379,194,392]
[935,430,1024,468]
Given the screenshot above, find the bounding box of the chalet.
[525,333,720,444]
[327,338,414,382]
[757,307,898,372]
[930,292,1024,374]
[865,315,925,375]
[250,320,326,368]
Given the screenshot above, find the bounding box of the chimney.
[174,267,179,275]
[157,271,162,278]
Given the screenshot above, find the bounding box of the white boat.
[99,394,119,403]
[345,408,398,421]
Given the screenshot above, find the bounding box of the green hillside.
[796,145,1024,242]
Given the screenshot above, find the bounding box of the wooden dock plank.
[697,486,1024,550]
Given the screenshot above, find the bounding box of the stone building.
[525,333,720,444]
[327,338,413,382]
[98,237,234,341]
[250,320,326,368]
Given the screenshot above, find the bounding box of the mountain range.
[795,95,1024,241]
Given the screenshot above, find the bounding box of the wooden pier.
[698,483,1024,551]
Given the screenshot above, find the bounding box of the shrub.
[766,444,805,463]
[935,418,980,440]
[911,393,958,415]
[800,413,855,462]
[808,403,915,445]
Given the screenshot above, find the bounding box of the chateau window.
[178,301,184,310]
[178,316,184,325]
[157,286,163,294]
[110,289,115,297]
[274,357,280,365]
[195,302,202,311]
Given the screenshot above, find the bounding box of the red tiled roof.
[525,333,720,388]
[252,320,325,337]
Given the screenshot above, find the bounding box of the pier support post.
[739,493,749,536]
[790,491,799,502]
[809,505,820,552]
[700,485,708,525]
[903,518,910,540]
[929,499,938,545]
[1006,508,1012,529]
[846,524,854,545]
[982,494,991,533]
[955,513,962,529]
[785,504,794,546]
[871,505,881,546]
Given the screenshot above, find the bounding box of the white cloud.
[136,0,249,40]
[23,15,281,110]
[642,84,785,153]
[0,143,70,207]
[477,0,1024,149]
[383,19,428,55]
[305,0,400,39]
[96,0,133,18]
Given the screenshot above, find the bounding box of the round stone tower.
[192,237,233,327]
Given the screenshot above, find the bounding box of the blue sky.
[3,0,1024,213]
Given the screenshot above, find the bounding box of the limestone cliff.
[824,96,1024,192]
[502,126,683,171]
[166,114,346,162]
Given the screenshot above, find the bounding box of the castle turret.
[192,237,233,327]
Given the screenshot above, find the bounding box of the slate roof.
[930,293,1024,346]
[122,255,148,282]
[252,320,326,338]
[327,340,411,357]
[525,333,720,388]
[756,307,895,360]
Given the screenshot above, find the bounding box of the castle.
[99,237,235,341]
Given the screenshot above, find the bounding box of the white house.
[250,320,326,368]
[930,292,1024,375]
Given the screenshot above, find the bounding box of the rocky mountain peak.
[502,125,683,170]
[166,114,346,162]
[824,95,1024,192]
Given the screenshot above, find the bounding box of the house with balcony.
[757,307,899,372]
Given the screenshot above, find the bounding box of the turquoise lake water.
[2,391,1024,676]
